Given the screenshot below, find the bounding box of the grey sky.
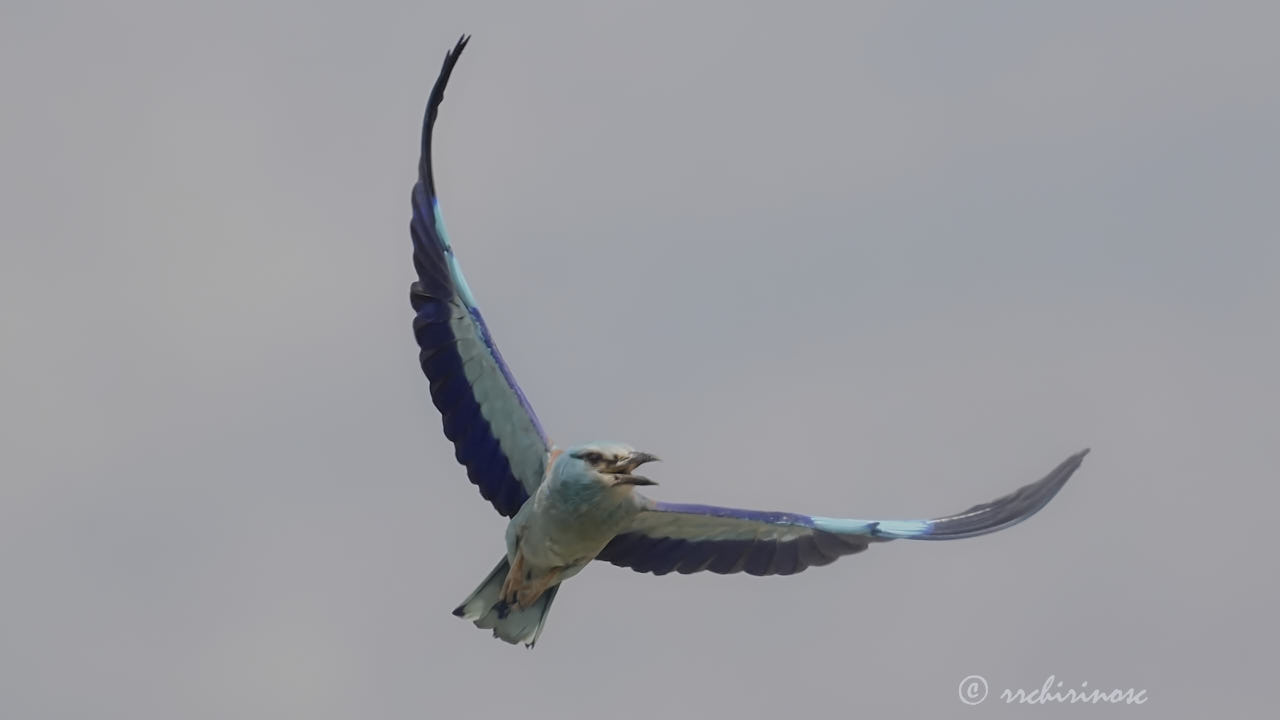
[2,1,1276,717]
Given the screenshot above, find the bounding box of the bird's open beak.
[613,451,660,486]
[623,451,660,471]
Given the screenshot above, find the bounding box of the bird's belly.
[520,524,605,569]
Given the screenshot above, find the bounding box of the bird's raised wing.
[598,449,1088,575]
[409,36,550,517]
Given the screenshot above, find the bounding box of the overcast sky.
[2,1,1277,718]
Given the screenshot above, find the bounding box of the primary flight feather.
[408,36,1087,648]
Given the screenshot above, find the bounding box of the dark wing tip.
[420,34,472,197]
[921,448,1089,540]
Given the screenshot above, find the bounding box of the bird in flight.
[408,36,1088,648]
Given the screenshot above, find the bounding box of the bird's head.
[564,443,660,487]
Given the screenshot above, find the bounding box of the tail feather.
[453,557,559,648]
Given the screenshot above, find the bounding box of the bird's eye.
[584,452,602,464]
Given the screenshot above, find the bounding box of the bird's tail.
[452,556,559,648]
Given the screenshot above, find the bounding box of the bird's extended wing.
[410,36,550,517]
[598,449,1088,575]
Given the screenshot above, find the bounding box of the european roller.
[408,36,1088,647]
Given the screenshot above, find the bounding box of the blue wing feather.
[598,449,1088,575]
[409,36,550,517]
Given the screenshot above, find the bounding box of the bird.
[408,35,1088,648]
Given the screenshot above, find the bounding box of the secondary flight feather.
[408,36,1087,647]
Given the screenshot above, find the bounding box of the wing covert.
[409,36,550,517]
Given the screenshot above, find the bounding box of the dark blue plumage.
[599,525,867,576]
[409,36,549,517]
[598,449,1088,576]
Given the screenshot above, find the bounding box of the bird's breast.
[518,479,639,567]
